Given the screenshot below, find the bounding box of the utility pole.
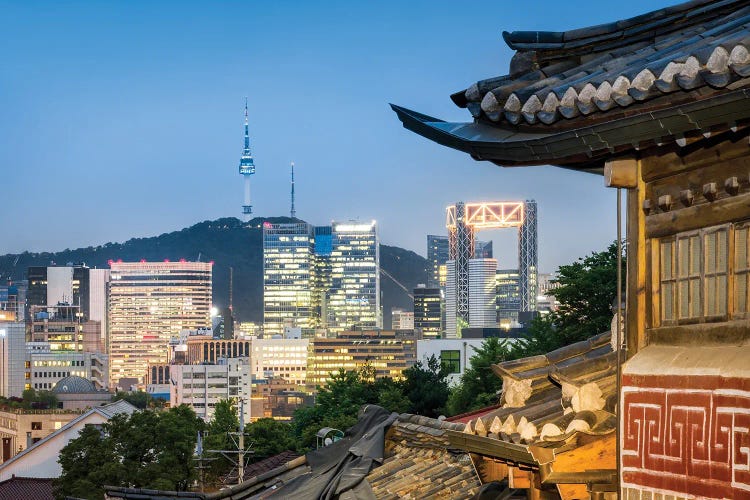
[238,398,245,484]
[205,398,253,486]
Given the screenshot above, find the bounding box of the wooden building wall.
[620,136,750,499]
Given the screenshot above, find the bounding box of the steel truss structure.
[446,201,538,333]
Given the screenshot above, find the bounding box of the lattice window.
[735,223,750,315]
[660,239,676,322]
[658,226,729,324]
[704,228,728,317]
[677,233,702,320]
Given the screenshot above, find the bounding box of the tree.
[246,418,298,459]
[377,385,410,414]
[55,424,120,499]
[55,405,204,500]
[548,242,623,345]
[446,337,510,415]
[111,390,166,409]
[401,355,450,418]
[203,399,239,482]
[292,365,391,449]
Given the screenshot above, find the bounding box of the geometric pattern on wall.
[621,374,750,499]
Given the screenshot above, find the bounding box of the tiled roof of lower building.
[0,476,54,500]
[366,414,481,499]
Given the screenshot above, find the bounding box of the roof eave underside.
[391,89,750,170]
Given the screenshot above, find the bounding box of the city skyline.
[1,0,673,273]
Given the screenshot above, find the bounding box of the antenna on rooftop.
[290,161,296,219]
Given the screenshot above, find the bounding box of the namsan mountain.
[0,217,428,328]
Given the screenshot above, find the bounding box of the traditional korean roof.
[104,408,483,500]
[366,413,481,499]
[238,450,301,483]
[449,332,617,467]
[0,477,54,500]
[392,0,750,169]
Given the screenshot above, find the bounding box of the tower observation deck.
[239,99,256,220]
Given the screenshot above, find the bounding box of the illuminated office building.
[108,261,212,385]
[250,338,309,388]
[0,284,22,322]
[391,309,414,330]
[427,235,449,289]
[29,304,83,351]
[413,286,442,338]
[496,269,521,325]
[311,226,333,329]
[262,222,314,335]
[26,265,92,317]
[307,330,414,389]
[328,221,380,332]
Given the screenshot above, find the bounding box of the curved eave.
[390,88,750,171]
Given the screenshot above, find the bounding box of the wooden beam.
[557,483,590,500]
[471,454,509,483]
[640,128,750,182]
[626,158,647,356]
[604,158,638,188]
[447,430,537,465]
[648,320,750,345]
[645,190,750,238]
[509,466,532,489]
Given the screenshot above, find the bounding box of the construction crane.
[380,268,414,301]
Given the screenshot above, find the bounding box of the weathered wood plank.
[640,129,750,182]
[645,190,750,238]
[626,158,647,356]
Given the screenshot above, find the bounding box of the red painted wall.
[621,374,750,498]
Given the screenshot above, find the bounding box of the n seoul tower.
[238,98,256,221]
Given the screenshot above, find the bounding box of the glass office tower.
[328,221,380,333]
[262,222,314,335]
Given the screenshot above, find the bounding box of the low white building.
[170,357,251,423]
[0,400,137,481]
[26,342,108,391]
[416,338,487,386]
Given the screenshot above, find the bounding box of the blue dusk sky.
[1,0,674,272]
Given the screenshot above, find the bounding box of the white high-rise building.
[88,269,110,348]
[445,260,457,338]
[469,259,498,328]
[446,258,498,336]
[0,322,26,398]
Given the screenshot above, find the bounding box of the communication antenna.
[290,161,296,219]
[229,267,234,313]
